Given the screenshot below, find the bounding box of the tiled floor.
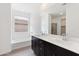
[3,46,35,56]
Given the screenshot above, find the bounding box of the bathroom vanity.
[31,34,79,56]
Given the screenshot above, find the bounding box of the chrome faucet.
[62,33,67,40]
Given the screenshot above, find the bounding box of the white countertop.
[32,34,79,54]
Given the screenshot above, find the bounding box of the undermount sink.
[48,35,70,42]
[44,35,64,40]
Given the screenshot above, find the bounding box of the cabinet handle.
[40,48,42,50]
[39,41,42,44]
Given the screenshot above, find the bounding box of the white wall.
[41,12,49,34]
[30,12,41,35]
[0,3,11,55]
[66,4,79,37]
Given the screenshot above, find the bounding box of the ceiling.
[12,3,66,14]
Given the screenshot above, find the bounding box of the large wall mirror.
[41,3,66,36]
[48,3,66,36]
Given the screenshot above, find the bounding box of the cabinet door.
[43,41,56,56]
[55,45,79,56]
[55,46,66,56]
[35,37,43,56]
[31,36,39,55]
[38,39,44,56]
[32,36,45,56]
[31,36,36,50]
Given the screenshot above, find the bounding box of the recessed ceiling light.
[41,3,48,7]
[40,3,48,11]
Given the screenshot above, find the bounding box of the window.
[15,16,29,32]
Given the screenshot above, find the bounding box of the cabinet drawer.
[39,47,45,56]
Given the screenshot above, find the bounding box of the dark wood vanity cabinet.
[31,36,79,56]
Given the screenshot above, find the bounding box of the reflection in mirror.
[50,14,66,36]
[61,15,66,35]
